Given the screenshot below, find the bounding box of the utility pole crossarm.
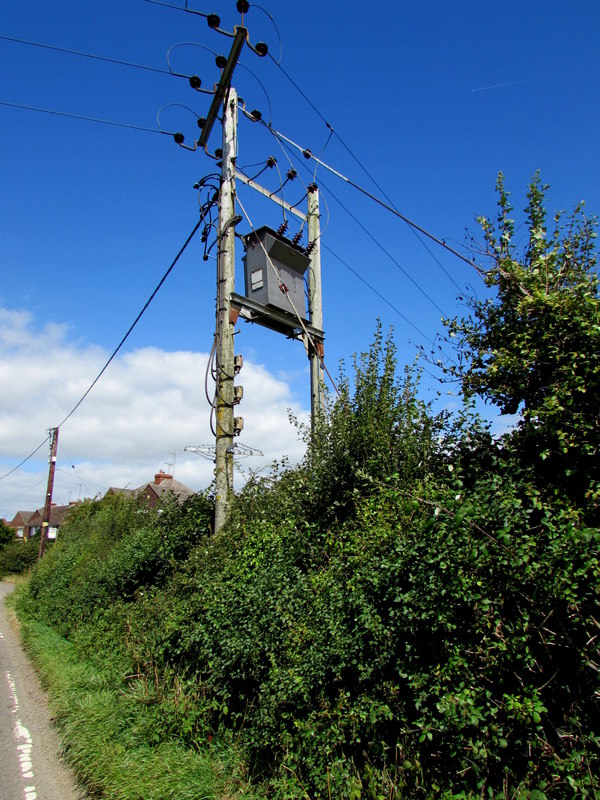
[198,27,246,150]
[235,170,307,221]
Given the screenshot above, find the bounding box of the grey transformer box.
[242,226,310,321]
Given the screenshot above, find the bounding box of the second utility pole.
[38,426,59,559]
[214,87,238,534]
[307,187,324,427]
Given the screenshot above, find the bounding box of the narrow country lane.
[0,581,83,800]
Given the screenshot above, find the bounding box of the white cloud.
[0,307,309,520]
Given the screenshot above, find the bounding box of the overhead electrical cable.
[327,127,465,293]
[0,100,164,135]
[267,127,447,317]
[268,54,474,288]
[57,214,207,428]
[249,5,283,64]
[0,33,171,75]
[317,172,447,317]
[0,474,48,507]
[1,207,212,481]
[267,53,329,126]
[321,243,434,345]
[0,439,50,482]
[143,0,197,14]
[263,121,484,276]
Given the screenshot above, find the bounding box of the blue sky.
[1,0,599,519]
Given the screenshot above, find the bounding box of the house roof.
[49,504,77,526]
[137,477,195,504]
[106,473,195,506]
[15,504,79,529]
[106,487,136,497]
[8,510,37,529]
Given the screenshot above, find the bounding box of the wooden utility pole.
[214,88,238,534]
[307,187,325,427]
[38,427,58,559]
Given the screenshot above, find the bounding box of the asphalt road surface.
[0,580,83,800]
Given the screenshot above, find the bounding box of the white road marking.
[6,671,39,799]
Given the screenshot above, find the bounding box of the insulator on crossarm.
[286,168,297,180]
[267,156,277,168]
[236,0,250,12]
[207,14,221,29]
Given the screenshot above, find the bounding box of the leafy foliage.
[445,173,600,515]
[304,322,447,525]
[0,517,14,546]
[25,491,213,636]
[0,535,40,577]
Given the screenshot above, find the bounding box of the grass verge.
[14,599,261,800]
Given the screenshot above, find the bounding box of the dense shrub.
[123,452,599,798]
[25,491,213,636]
[0,517,14,546]
[304,324,447,525]
[0,536,40,577]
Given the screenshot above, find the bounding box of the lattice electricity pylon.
[184,445,215,461]
[184,443,263,461]
[227,443,264,458]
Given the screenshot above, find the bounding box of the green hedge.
[0,536,41,577]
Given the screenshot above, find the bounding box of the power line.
[251,5,282,64]
[0,208,213,481]
[0,438,50,482]
[318,172,447,317]
[259,53,477,278]
[57,214,207,428]
[325,119,465,292]
[0,473,48,509]
[267,128,448,318]
[321,242,434,345]
[0,33,171,76]
[266,122,482,275]
[268,53,331,127]
[0,99,165,135]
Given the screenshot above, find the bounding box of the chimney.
[154,470,173,485]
